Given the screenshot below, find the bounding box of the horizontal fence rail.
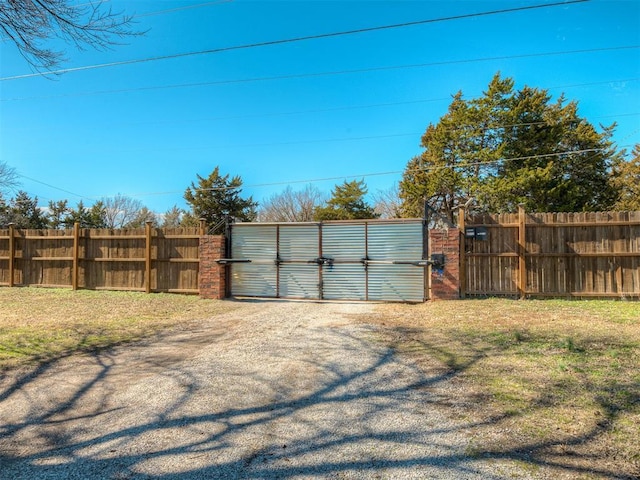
[0,223,203,294]
[460,208,640,299]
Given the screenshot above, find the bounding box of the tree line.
[2,74,639,230]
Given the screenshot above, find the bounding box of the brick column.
[429,228,461,300]
[199,235,226,300]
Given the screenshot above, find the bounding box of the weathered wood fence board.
[462,209,640,298]
[0,225,202,293]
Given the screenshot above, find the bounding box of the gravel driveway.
[0,300,532,479]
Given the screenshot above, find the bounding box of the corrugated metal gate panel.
[368,264,424,302]
[231,263,277,297]
[322,224,366,261]
[279,225,318,261]
[232,225,277,260]
[279,264,319,298]
[278,225,320,298]
[322,264,366,300]
[367,222,426,301]
[230,225,277,297]
[229,221,426,302]
[367,223,424,260]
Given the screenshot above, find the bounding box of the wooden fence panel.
[0,229,9,285]
[0,226,203,294]
[155,228,200,293]
[82,228,147,291]
[464,210,640,298]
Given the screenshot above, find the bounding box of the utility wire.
[3,45,636,101]
[24,145,633,207]
[72,147,606,200]
[135,0,233,18]
[22,112,635,155]
[17,174,89,200]
[0,0,589,81]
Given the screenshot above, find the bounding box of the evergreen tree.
[126,207,159,228]
[610,144,640,210]
[314,180,378,220]
[9,191,47,228]
[183,167,257,232]
[47,199,70,229]
[161,205,185,228]
[64,201,107,228]
[400,73,621,221]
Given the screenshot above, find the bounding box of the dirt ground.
[0,300,600,479]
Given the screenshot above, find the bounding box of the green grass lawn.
[0,287,236,370]
[365,298,640,479]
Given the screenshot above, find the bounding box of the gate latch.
[216,259,251,265]
[310,256,334,266]
[430,254,445,271]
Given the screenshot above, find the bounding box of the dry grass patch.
[364,298,640,479]
[0,287,237,370]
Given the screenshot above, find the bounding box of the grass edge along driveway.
[361,298,640,479]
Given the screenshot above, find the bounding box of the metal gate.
[227,220,428,302]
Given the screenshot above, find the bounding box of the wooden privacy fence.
[460,208,640,298]
[0,223,202,293]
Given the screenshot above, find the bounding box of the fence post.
[199,218,207,236]
[518,204,527,299]
[72,222,80,290]
[458,207,466,299]
[8,223,15,287]
[145,221,153,294]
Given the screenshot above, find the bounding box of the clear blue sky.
[1,0,639,214]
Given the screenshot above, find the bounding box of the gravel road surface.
[0,300,532,479]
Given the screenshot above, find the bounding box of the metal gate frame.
[223,219,431,302]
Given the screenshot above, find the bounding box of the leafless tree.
[0,0,139,72]
[258,185,326,222]
[0,161,19,193]
[372,183,402,219]
[101,194,145,229]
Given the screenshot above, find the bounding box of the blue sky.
[1,0,639,214]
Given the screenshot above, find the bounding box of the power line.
[3,45,637,101]
[74,147,607,200]
[135,0,233,18]
[25,145,632,208]
[17,112,636,154]
[0,0,589,81]
[17,174,88,200]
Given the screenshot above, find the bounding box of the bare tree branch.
[0,0,141,72]
[0,161,19,193]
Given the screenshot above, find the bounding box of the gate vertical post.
[458,207,466,299]
[145,221,153,294]
[8,223,15,287]
[518,204,527,299]
[318,223,323,299]
[72,222,80,290]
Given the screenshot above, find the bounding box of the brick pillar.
[429,228,461,300]
[199,235,226,300]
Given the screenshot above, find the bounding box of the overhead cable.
[0,0,589,81]
[3,45,636,100]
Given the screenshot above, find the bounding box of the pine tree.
[314,180,378,220]
[183,167,257,232]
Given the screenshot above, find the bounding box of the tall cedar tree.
[400,73,620,222]
[610,144,640,211]
[183,167,257,232]
[314,180,379,220]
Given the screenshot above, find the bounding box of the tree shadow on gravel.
[0,314,637,479]
[378,324,640,480]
